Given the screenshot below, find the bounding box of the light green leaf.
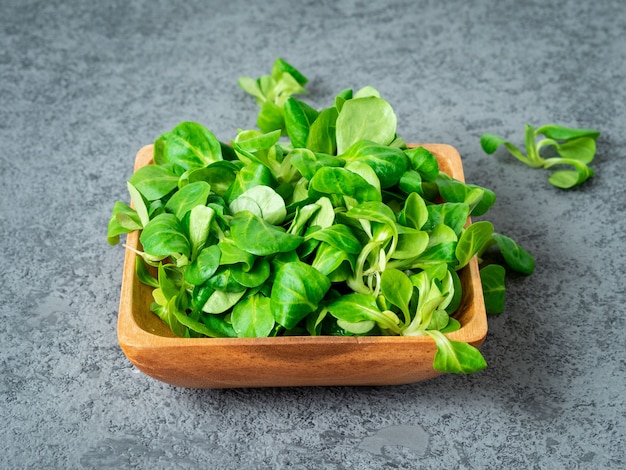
[427,330,487,374]
[187,205,215,259]
[202,289,247,314]
[326,293,401,333]
[536,124,600,141]
[554,137,596,164]
[127,182,149,227]
[336,96,397,154]
[380,268,413,324]
[337,319,376,335]
[455,221,494,269]
[229,185,286,225]
[108,201,141,244]
[129,164,179,201]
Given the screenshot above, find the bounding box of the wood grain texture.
[117,143,487,388]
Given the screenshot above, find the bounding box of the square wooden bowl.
[117,143,488,388]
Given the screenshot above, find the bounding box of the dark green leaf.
[455,221,494,269]
[257,101,285,134]
[205,266,247,292]
[290,148,344,181]
[311,243,352,276]
[481,132,529,164]
[183,162,239,197]
[152,294,188,337]
[445,268,463,314]
[404,147,439,182]
[380,268,413,323]
[436,173,496,216]
[284,97,319,148]
[200,313,237,338]
[491,233,535,275]
[272,57,308,86]
[173,308,235,338]
[139,213,190,259]
[326,293,401,333]
[135,257,159,288]
[225,162,275,204]
[309,167,381,203]
[306,107,338,154]
[164,181,211,220]
[230,258,271,288]
[480,264,506,314]
[304,224,362,254]
[184,245,221,286]
[270,261,331,329]
[230,211,303,256]
[424,203,470,236]
[160,121,223,169]
[232,294,275,338]
[480,133,507,154]
[341,140,408,188]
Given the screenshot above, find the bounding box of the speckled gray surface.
[1,0,625,468]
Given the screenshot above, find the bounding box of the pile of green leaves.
[481,124,600,188]
[108,58,534,375]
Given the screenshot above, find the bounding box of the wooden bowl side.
[117,143,487,388]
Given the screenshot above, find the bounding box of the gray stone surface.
[1,0,625,468]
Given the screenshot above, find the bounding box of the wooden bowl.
[117,143,487,388]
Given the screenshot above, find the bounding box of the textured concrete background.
[1,0,625,468]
